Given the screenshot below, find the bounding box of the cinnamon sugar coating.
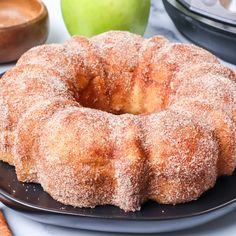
[0,31,236,212]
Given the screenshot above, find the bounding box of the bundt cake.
[0,31,236,212]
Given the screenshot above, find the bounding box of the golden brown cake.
[0,31,236,212]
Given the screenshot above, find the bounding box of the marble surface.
[1,0,236,235]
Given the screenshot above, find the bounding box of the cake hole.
[76,79,161,115]
[78,88,152,116]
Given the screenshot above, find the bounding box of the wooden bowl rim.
[0,0,48,31]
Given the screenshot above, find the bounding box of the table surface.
[1,0,236,235]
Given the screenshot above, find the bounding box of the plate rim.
[1,161,236,221]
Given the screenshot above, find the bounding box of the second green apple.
[61,0,151,37]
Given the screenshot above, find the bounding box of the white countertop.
[1,0,236,235]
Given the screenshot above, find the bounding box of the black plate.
[1,71,236,233]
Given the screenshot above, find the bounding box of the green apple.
[61,0,150,37]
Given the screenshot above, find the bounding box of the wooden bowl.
[0,0,49,63]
